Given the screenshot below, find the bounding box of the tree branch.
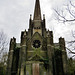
[70,1,75,8]
[54,1,75,22]
[0,31,8,61]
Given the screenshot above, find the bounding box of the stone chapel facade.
[6,0,68,75]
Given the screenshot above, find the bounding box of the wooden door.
[32,63,39,75]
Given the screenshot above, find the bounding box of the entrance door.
[32,63,39,75]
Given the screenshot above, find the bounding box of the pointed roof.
[34,0,41,20]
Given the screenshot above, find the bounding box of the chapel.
[6,0,68,75]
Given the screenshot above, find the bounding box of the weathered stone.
[6,0,68,75]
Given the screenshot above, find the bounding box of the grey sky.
[0,0,75,43]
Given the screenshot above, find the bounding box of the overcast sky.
[0,0,75,44]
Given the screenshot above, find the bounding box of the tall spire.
[34,0,41,20]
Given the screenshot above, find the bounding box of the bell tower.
[33,0,42,33]
[28,0,46,36]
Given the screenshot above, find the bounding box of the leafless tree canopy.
[67,31,75,57]
[0,31,8,61]
[54,1,75,57]
[54,1,75,23]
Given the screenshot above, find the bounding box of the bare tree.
[0,30,8,75]
[54,1,75,23]
[67,31,75,57]
[54,1,75,56]
[0,31,8,61]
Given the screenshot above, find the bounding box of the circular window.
[33,40,41,48]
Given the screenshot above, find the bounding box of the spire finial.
[30,14,32,19]
[33,0,41,20]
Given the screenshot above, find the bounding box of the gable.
[31,32,43,42]
[28,54,44,61]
